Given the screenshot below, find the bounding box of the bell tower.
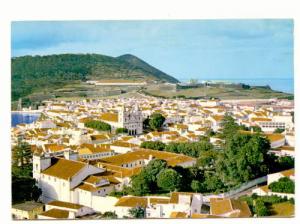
[32,153,51,185]
[118,105,125,124]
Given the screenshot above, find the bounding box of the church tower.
[118,105,125,124]
[32,153,51,186]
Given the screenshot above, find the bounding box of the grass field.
[269,202,294,217]
[144,86,293,100]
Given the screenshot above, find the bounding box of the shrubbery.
[116,128,128,134]
[269,177,294,194]
[84,120,111,132]
[165,141,213,158]
[140,141,166,151]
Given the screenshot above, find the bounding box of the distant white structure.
[87,80,147,86]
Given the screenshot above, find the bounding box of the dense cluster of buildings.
[11,96,295,219]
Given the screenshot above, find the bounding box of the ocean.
[179,78,294,94]
[11,112,40,127]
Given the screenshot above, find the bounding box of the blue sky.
[11,19,293,81]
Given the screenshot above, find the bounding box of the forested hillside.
[11,53,179,101]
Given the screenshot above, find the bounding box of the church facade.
[99,105,143,135]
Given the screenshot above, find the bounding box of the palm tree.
[12,141,32,167]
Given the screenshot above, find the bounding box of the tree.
[130,171,152,196]
[116,128,128,134]
[128,206,145,218]
[157,168,182,191]
[273,128,285,134]
[130,159,167,195]
[255,200,269,216]
[140,141,166,151]
[12,141,32,168]
[197,149,219,170]
[144,159,167,183]
[220,114,239,139]
[102,211,118,219]
[203,172,225,192]
[265,154,294,173]
[277,156,294,170]
[165,141,213,158]
[191,180,205,193]
[143,117,150,129]
[12,163,32,178]
[149,113,165,131]
[249,126,262,133]
[269,177,294,193]
[216,133,270,186]
[84,120,111,132]
[172,165,203,192]
[12,175,42,204]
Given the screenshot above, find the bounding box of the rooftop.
[98,148,195,167]
[47,200,83,210]
[169,211,188,218]
[99,112,118,123]
[115,196,147,208]
[280,168,294,177]
[210,198,251,218]
[12,201,44,211]
[39,208,69,219]
[42,158,86,180]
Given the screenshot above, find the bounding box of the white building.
[38,200,94,219]
[252,169,294,199]
[113,192,203,218]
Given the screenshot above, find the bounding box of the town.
[11,95,295,219]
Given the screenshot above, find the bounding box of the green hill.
[117,54,178,83]
[11,53,179,101]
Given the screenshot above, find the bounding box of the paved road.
[229,184,263,199]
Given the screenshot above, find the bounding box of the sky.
[11,19,294,81]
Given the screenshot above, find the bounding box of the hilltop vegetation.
[11,53,179,101]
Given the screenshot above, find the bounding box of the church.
[99,105,143,135]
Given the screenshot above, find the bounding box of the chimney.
[64,149,79,161]
[149,154,153,161]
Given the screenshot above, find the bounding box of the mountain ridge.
[11,53,179,101]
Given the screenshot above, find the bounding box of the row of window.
[41,174,67,186]
[261,125,285,128]
[122,160,143,168]
[83,153,111,159]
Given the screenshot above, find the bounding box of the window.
[54,178,56,182]
[35,164,38,171]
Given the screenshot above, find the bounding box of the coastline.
[11,110,42,114]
